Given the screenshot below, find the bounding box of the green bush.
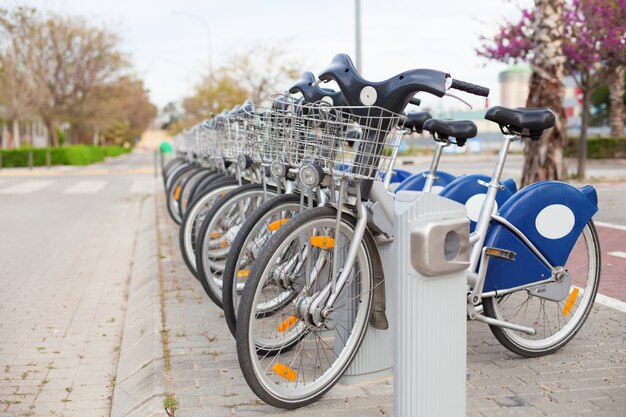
[565,137,626,159]
[0,145,131,167]
[103,146,131,157]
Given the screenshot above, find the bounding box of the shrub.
[565,137,626,159]
[0,145,131,167]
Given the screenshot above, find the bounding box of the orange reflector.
[268,218,289,232]
[210,231,222,239]
[272,363,297,381]
[174,185,182,200]
[562,288,580,317]
[310,236,334,249]
[277,315,298,332]
[237,269,250,278]
[219,240,229,248]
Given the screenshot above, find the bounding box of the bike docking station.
[339,188,470,417]
[393,191,470,416]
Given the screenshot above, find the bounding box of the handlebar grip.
[409,97,421,106]
[450,79,490,97]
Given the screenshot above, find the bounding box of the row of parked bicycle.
[160,54,601,409]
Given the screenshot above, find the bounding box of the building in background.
[499,64,531,108]
[499,64,580,129]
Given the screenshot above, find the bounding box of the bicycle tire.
[195,183,277,307]
[482,220,601,357]
[178,169,213,218]
[222,193,305,338]
[166,165,198,224]
[178,176,240,278]
[236,206,377,409]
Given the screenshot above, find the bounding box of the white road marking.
[63,180,107,194]
[595,221,626,232]
[608,251,626,259]
[0,180,54,194]
[130,180,155,194]
[595,293,626,314]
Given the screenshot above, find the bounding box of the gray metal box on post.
[393,191,469,417]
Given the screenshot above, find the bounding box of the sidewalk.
[153,190,626,417]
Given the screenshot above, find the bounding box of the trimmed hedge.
[565,137,626,159]
[0,145,131,167]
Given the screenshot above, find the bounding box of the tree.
[182,70,248,124]
[478,0,626,181]
[0,7,43,148]
[29,13,127,146]
[176,44,300,133]
[479,1,567,185]
[74,76,157,145]
[608,66,625,137]
[225,44,300,105]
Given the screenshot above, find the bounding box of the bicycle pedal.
[484,247,516,261]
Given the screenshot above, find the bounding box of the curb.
[111,194,168,417]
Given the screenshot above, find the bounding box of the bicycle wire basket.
[268,98,407,181]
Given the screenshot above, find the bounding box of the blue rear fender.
[395,170,456,193]
[482,181,598,293]
[389,169,413,184]
[439,174,517,232]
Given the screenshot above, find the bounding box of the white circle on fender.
[321,95,334,106]
[465,193,497,223]
[359,86,377,106]
[535,204,575,239]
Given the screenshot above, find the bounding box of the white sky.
[2,0,532,111]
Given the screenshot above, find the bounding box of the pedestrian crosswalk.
[63,180,107,194]
[0,180,55,194]
[0,179,156,195]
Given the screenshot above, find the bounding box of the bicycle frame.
[314,129,596,337]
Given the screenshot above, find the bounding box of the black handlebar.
[318,54,448,116]
[409,97,421,106]
[450,79,490,97]
[289,72,346,106]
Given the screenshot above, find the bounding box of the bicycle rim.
[483,221,601,356]
[237,208,373,407]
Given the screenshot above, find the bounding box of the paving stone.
[153,182,626,417]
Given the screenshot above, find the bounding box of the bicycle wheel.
[482,220,601,357]
[179,177,239,278]
[222,193,304,337]
[166,166,198,224]
[165,161,191,190]
[187,171,221,205]
[178,169,213,218]
[236,207,375,409]
[196,184,276,307]
[162,158,185,185]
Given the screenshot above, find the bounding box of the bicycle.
[234,54,600,409]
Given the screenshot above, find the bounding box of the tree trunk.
[11,119,21,149]
[93,127,100,146]
[43,117,59,147]
[577,75,591,180]
[521,0,567,187]
[2,122,11,149]
[609,65,625,137]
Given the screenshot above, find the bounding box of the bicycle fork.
[308,180,368,327]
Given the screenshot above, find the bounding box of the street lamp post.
[355,0,362,73]
[171,10,213,73]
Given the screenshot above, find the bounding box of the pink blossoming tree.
[478,0,626,181]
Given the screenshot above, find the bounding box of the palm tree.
[521,0,568,187]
